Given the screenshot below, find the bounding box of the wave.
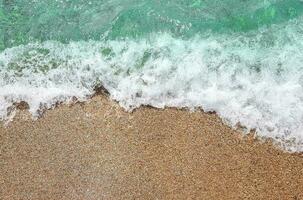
[1,17,303,151]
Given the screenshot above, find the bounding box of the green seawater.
[1,0,303,50]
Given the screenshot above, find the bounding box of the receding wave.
[1,22,303,151]
[2,0,303,151]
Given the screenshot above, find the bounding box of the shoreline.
[1,95,303,199]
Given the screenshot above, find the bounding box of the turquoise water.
[1,0,303,49]
[1,0,303,151]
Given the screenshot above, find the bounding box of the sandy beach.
[1,95,303,199]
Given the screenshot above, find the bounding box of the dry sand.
[1,95,303,200]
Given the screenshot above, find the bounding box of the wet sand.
[1,95,303,200]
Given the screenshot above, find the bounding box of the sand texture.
[1,95,303,200]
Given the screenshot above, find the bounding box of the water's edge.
[1,85,299,154]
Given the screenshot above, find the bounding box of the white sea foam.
[1,22,303,151]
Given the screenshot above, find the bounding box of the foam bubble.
[1,21,303,151]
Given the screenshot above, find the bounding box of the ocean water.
[1,0,303,151]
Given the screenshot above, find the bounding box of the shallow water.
[1,0,303,151]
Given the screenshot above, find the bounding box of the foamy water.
[1,26,303,151]
[2,0,303,151]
